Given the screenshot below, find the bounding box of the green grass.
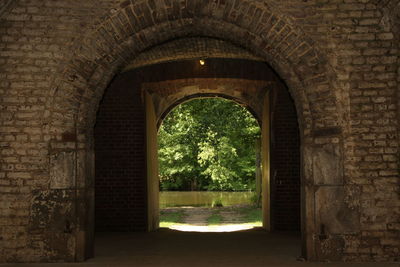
[159,210,186,227]
[160,205,262,229]
[207,211,223,225]
[162,203,207,208]
[233,205,262,224]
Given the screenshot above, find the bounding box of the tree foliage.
[158,98,260,191]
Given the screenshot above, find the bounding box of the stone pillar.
[145,92,160,231]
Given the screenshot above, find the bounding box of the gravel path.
[160,204,261,226]
[182,207,211,225]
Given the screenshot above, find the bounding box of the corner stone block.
[29,189,76,261]
[76,149,94,189]
[315,235,345,261]
[313,145,343,185]
[50,152,76,189]
[315,186,360,234]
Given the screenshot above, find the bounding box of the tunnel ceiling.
[122,37,264,72]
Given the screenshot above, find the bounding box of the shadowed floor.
[1,229,398,267]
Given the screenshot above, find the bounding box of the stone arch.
[44,0,345,261]
[140,75,300,233]
[123,36,265,71]
[47,1,341,138]
[142,78,273,128]
[0,0,15,19]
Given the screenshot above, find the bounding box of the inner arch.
[158,97,262,232]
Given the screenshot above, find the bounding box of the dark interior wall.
[270,85,301,231]
[94,73,147,232]
[94,59,300,232]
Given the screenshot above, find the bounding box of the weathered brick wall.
[271,84,300,232]
[0,0,115,262]
[0,0,398,263]
[308,1,399,261]
[268,0,400,260]
[94,72,147,232]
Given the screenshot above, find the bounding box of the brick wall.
[94,72,147,232]
[0,0,398,263]
[271,84,300,231]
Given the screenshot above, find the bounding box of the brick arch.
[0,0,15,18]
[45,1,345,261]
[47,0,341,141]
[123,37,264,71]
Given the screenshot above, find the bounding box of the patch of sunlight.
[160,222,262,232]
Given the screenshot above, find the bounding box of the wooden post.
[261,91,271,230]
[255,137,262,207]
[145,92,160,231]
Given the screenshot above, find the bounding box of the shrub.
[212,199,223,207]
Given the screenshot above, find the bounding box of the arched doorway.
[94,57,301,253]
[156,97,263,232]
[95,58,278,232]
[47,2,344,260]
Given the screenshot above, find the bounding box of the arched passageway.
[94,58,301,242]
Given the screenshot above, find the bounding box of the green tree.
[158,98,260,191]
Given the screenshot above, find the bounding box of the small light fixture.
[199,59,205,66]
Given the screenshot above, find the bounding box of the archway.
[1,0,399,263]
[45,1,344,261]
[140,70,300,234]
[94,57,302,255]
[143,89,271,230]
[94,58,277,232]
[156,96,263,232]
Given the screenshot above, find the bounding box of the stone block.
[315,186,360,234]
[313,146,343,185]
[315,235,345,261]
[50,152,76,189]
[76,149,94,189]
[29,189,76,261]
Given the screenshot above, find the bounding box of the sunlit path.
[168,223,261,232]
[160,205,263,232]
